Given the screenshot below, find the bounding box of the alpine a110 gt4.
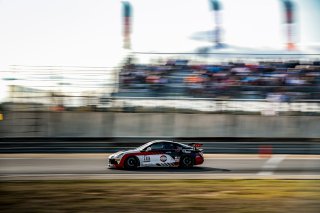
[108,140,204,169]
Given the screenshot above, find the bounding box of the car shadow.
[120,167,231,173]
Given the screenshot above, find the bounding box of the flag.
[282,0,294,23]
[209,0,223,48]
[122,2,132,49]
[210,0,221,11]
[281,0,296,50]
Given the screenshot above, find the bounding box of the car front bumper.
[108,158,122,169]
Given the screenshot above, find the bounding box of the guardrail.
[1,137,319,154]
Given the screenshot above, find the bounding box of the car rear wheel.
[124,156,139,169]
[179,155,194,168]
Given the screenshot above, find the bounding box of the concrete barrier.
[0,112,319,138]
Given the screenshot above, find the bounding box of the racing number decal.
[143,155,150,162]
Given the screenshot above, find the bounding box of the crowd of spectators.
[118,59,320,100]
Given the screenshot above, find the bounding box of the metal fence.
[0,65,119,109]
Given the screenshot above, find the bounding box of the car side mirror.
[146,147,152,152]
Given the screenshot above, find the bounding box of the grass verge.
[1,180,320,213]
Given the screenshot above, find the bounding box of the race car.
[108,140,204,169]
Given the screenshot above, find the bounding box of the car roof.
[148,140,192,148]
[149,140,174,144]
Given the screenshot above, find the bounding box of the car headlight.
[114,152,125,159]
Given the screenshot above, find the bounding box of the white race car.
[108,140,204,169]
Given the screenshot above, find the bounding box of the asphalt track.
[0,154,319,180]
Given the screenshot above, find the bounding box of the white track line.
[1,173,320,180]
[258,155,287,175]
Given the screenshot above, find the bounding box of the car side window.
[174,144,183,152]
[163,143,183,152]
[163,143,175,150]
[147,143,165,151]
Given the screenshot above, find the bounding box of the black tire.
[124,156,139,169]
[179,155,194,168]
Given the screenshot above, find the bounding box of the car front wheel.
[124,156,139,169]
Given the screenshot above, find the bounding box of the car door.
[138,142,163,167]
[141,142,176,167]
[153,142,176,167]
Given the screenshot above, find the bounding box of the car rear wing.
[188,143,203,150]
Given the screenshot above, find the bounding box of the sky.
[0,0,319,69]
[0,0,320,102]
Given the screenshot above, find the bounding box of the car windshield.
[136,142,153,151]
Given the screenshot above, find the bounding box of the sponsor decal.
[160,155,167,162]
[143,155,150,162]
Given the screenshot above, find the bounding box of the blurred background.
[0,0,319,138]
[1,2,320,212]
